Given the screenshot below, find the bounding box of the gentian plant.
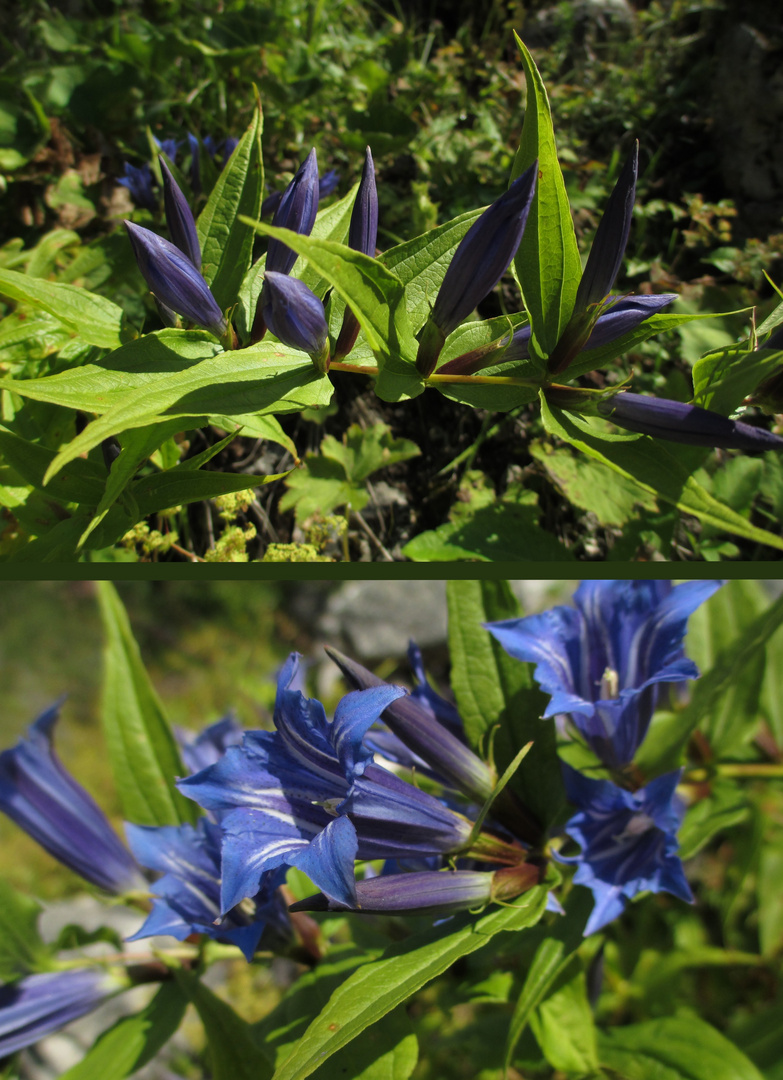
[1,579,781,1078]
[0,36,782,560]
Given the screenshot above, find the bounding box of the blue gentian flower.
[597,391,783,451]
[178,654,483,912]
[290,862,540,916]
[0,703,144,895]
[118,162,156,211]
[125,221,226,335]
[261,271,330,371]
[333,146,378,361]
[160,159,201,270]
[560,765,692,936]
[325,646,495,803]
[416,162,538,377]
[125,818,288,961]
[155,137,181,163]
[176,716,244,775]
[486,580,722,770]
[0,969,128,1058]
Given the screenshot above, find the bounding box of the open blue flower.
[178,655,480,912]
[125,817,289,961]
[0,704,144,895]
[486,580,722,770]
[0,969,127,1058]
[176,715,244,775]
[560,765,692,936]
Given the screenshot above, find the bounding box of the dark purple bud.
[290,863,540,916]
[325,646,495,803]
[349,148,378,257]
[118,163,156,211]
[597,391,783,451]
[160,158,201,270]
[582,293,677,351]
[267,148,320,275]
[575,142,638,312]
[333,148,378,361]
[437,324,531,376]
[416,162,538,377]
[290,869,494,915]
[101,437,121,472]
[125,220,226,335]
[262,271,329,371]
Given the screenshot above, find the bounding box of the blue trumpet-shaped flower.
[560,765,692,936]
[178,654,481,912]
[261,271,330,371]
[597,391,783,451]
[125,818,289,961]
[0,703,144,895]
[0,969,128,1058]
[333,147,378,362]
[118,162,156,210]
[176,715,244,775]
[159,159,201,270]
[125,221,226,335]
[486,580,721,770]
[266,149,320,276]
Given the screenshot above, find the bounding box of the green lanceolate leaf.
[692,344,783,416]
[0,268,134,349]
[636,590,783,772]
[511,34,580,357]
[41,345,332,484]
[540,394,783,552]
[597,1015,765,1080]
[272,881,552,1080]
[97,581,197,827]
[131,465,289,520]
[172,965,273,1080]
[0,426,106,506]
[0,880,48,980]
[0,329,222,414]
[59,982,188,1080]
[446,580,565,834]
[197,101,263,311]
[241,219,421,402]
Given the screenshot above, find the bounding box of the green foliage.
[281,422,419,523]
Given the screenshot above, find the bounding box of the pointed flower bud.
[333,146,378,361]
[325,646,495,803]
[575,142,638,313]
[261,271,330,372]
[416,162,537,376]
[125,220,226,335]
[266,148,320,276]
[160,158,201,270]
[289,863,540,916]
[597,391,783,451]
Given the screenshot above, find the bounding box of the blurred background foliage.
[2,0,783,559]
